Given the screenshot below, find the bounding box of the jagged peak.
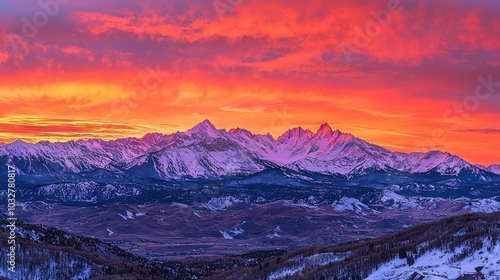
[229,127,252,134]
[336,132,355,142]
[486,164,500,175]
[10,139,28,146]
[266,132,275,140]
[141,132,164,138]
[278,127,314,141]
[315,123,343,139]
[423,150,453,159]
[198,119,216,128]
[188,119,218,133]
[140,132,166,144]
[317,123,333,134]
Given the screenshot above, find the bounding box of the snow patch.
[193,211,202,217]
[118,213,128,220]
[268,265,304,280]
[266,232,281,239]
[470,199,500,213]
[219,231,234,239]
[380,191,419,209]
[203,196,241,211]
[171,202,188,208]
[283,201,321,210]
[269,252,348,279]
[230,227,244,235]
[118,210,137,220]
[135,212,146,217]
[332,197,370,214]
[366,239,500,280]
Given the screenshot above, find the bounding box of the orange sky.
[0,0,499,165]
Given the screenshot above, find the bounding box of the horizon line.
[1,119,498,167]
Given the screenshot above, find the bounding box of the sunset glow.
[0,0,499,165]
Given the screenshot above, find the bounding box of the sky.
[0,0,499,165]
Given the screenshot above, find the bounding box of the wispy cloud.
[0,0,498,164]
[454,129,500,134]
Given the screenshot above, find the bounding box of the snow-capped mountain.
[0,120,498,183]
[487,164,500,175]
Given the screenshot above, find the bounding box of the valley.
[14,186,500,260]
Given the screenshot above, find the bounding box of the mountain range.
[1,119,499,185]
[3,120,500,266]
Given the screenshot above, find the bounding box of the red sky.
[0,0,499,165]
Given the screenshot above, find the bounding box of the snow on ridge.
[219,223,246,240]
[1,120,491,179]
[118,213,128,220]
[171,202,188,208]
[268,252,348,279]
[230,227,244,235]
[219,231,234,239]
[366,239,500,280]
[266,232,281,239]
[487,164,500,175]
[118,210,146,220]
[380,191,420,209]
[469,199,500,213]
[283,201,321,210]
[193,211,202,217]
[203,196,242,211]
[332,197,370,214]
[268,264,304,280]
[326,194,499,216]
[126,211,134,219]
[303,252,347,267]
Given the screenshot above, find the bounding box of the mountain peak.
[140,132,166,144]
[1,121,499,182]
[190,119,216,130]
[278,127,314,141]
[266,132,274,140]
[229,127,251,134]
[187,119,220,137]
[315,123,335,137]
[200,119,215,127]
[11,139,28,146]
[487,164,500,175]
[318,122,332,131]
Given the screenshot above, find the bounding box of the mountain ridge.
[1,120,499,183]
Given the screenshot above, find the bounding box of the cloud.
[0,117,138,142]
[454,129,500,134]
[0,0,498,165]
[59,0,499,66]
[1,0,498,79]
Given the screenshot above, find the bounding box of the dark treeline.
[0,213,284,279]
[2,212,499,279]
[215,212,500,280]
